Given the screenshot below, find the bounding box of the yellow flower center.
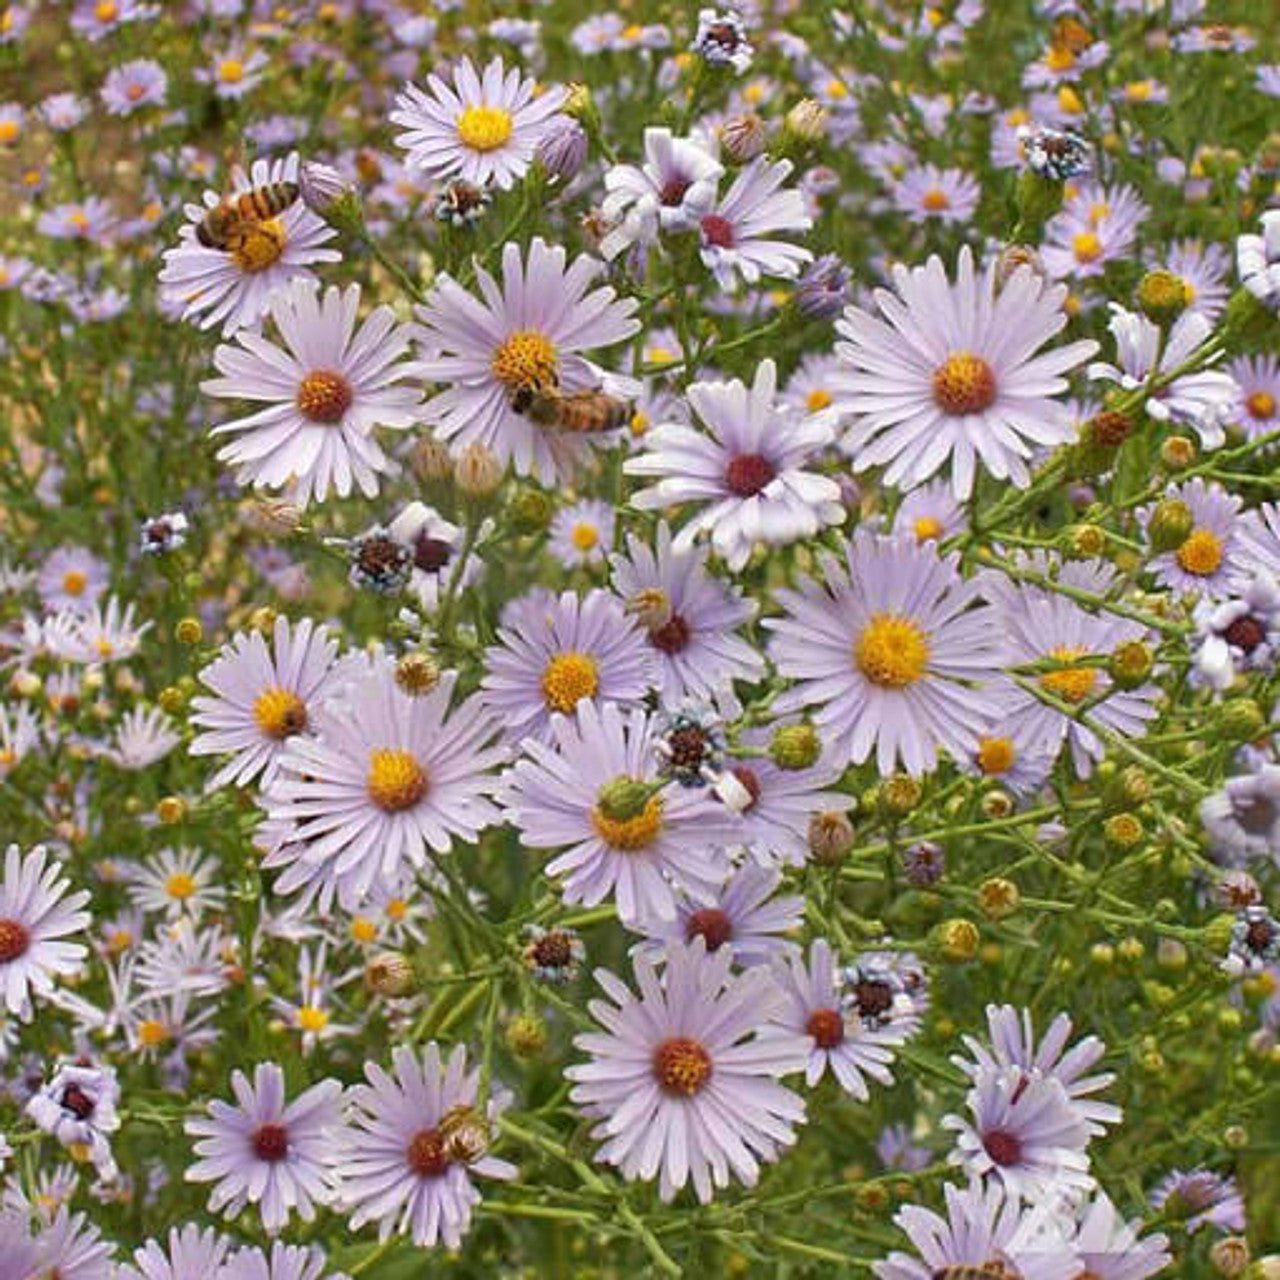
[1073,231,1103,263]
[95,0,119,19]
[62,570,88,596]
[592,793,665,850]
[922,187,951,212]
[0,748,15,768]
[95,639,114,658]
[351,917,377,944]
[977,736,1016,774]
[296,369,353,423]
[805,388,833,413]
[491,328,558,391]
[165,872,196,901]
[913,516,944,543]
[653,1036,712,1096]
[138,1019,168,1047]
[825,78,848,99]
[1247,391,1276,421]
[253,687,308,739]
[297,1005,329,1033]
[1126,79,1154,101]
[219,59,245,83]
[541,652,599,713]
[1046,44,1076,71]
[647,345,676,366]
[855,614,931,688]
[629,410,650,437]
[231,219,286,274]
[1087,201,1110,226]
[570,523,599,552]
[1176,528,1224,576]
[1057,85,1084,114]
[932,352,997,415]
[0,120,19,144]
[1041,645,1098,704]
[622,23,643,40]
[367,748,428,813]
[456,105,514,152]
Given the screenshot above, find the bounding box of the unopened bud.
[410,435,454,481]
[536,117,588,181]
[1067,523,1107,557]
[395,652,440,696]
[937,918,980,962]
[784,98,828,144]
[1211,1239,1251,1278]
[978,878,1020,920]
[808,809,854,866]
[1137,268,1190,325]
[1160,435,1196,470]
[769,723,821,770]
[879,773,922,817]
[1086,408,1133,448]
[1108,640,1154,690]
[365,952,416,997]
[454,443,504,497]
[720,112,768,163]
[174,617,202,645]
[243,499,304,534]
[158,686,185,714]
[1147,497,1194,551]
[1104,812,1144,850]
[995,244,1047,291]
[508,486,554,534]
[506,1012,549,1059]
[156,796,186,825]
[1221,697,1265,741]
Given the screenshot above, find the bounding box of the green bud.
[879,773,922,816]
[1147,498,1194,552]
[1108,640,1154,690]
[507,486,555,534]
[1014,170,1066,236]
[1137,269,1190,326]
[769,723,821,770]
[596,776,654,823]
[1221,698,1265,742]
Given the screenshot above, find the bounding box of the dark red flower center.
[659,176,692,206]
[700,214,735,248]
[1246,917,1276,953]
[685,908,733,951]
[851,979,893,1020]
[724,453,775,496]
[983,1128,1023,1167]
[61,1085,96,1120]
[649,612,691,654]
[531,930,573,969]
[1224,614,1266,653]
[806,1008,845,1049]
[407,1126,451,1178]
[413,533,453,574]
[0,917,30,963]
[252,1122,290,1162]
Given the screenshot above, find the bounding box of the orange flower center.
[932,352,997,415]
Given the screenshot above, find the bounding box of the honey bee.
[438,1103,492,1165]
[931,1264,1019,1280]
[196,181,299,252]
[509,377,632,434]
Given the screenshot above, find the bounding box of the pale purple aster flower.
[962,705,1058,799]
[1023,41,1109,88]
[43,596,151,663]
[891,163,981,224]
[832,247,1097,498]
[954,1004,1122,1138]
[480,588,651,747]
[101,58,167,114]
[118,1227,234,1280]
[1175,23,1255,54]
[765,531,1001,776]
[191,616,361,793]
[707,737,845,866]
[139,510,189,555]
[261,664,504,910]
[39,92,89,131]
[890,478,966,545]
[1089,307,1235,450]
[0,1211,39,1280]
[0,844,90,1021]
[1259,65,1280,97]
[340,1042,516,1247]
[32,1208,115,1280]
[567,938,809,1203]
[1199,765,1280,867]
[220,1242,348,1280]
[1155,238,1231,322]
[692,8,753,72]
[1149,1168,1245,1233]
[201,279,421,505]
[70,0,151,39]
[634,863,803,966]
[549,498,615,568]
[498,700,732,923]
[185,1061,345,1233]
[36,199,117,243]
[944,1067,1094,1199]
[795,254,853,320]
[1068,1192,1171,1280]
[772,938,902,1099]
[380,502,484,610]
[159,152,340,335]
[599,128,724,260]
[391,56,567,190]
[874,1178,1079,1280]
[1140,479,1246,598]
[196,47,269,99]
[610,521,766,710]
[26,1060,121,1180]
[876,1123,932,1172]
[1227,354,1280,440]
[1193,571,1280,691]
[698,157,812,287]
[626,359,843,572]
[124,846,225,919]
[983,560,1159,777]
[413,238,640,483]
[1042,182,1149,280]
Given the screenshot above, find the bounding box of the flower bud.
[1221,697,1265,741]
[158,686,185,714]
[1137,268,1190,326]
[536,117,588,181]
[1090,942,1116,967]
[1160,435,1196,470]
[1147,497,1194,551]
[1117,936,1146,962]
[562,82,594,121]
[769,723,821,770]
[978,878,1020,920]
[720,112,768,163]
[242,498,304,534]
[879,773,922,817]
[454,443,504,497]
[1104,812,1144,850]
[506,1012,549,1059]
[981,790,1014,819]
[901,841,944,886]
[365,951,416,997]
[1108,640,1154,690]
[784,98,827,144]
[937,918,980,962]
[156,796,186,825]
[1156,938,1187,970]
[395,652,441,697]
[994,244,1047,291]
[507,486,555,534]
[410,434,454,481]
[808,809,854,865]
[1211,1239,1251,1278]
[1066,523,1106,557]
[795,254,851,320]
[1085,408,1133,448]
[299,160,361,228]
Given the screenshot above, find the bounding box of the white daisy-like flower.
[391,56,568,190]
[626,359,844,571]
[698,157,813,287]
[125,847,226,920]
[190,616,361,793]
[1237,208,1280,310]
[159,152,340,335]
[101,706,182,771]
[833,246,1098,498]
[201,279,422,506]
[42,596,151,664]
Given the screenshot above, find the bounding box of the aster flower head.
[413,238,640,484]
[220,1241,348,1280]
[1223,904,1280,977]
[773,939,904,1099]
[1141,478,1246,598]
[766,530,1001,776]
[698,157,813,287]
[692,8,754,72]
[262,663,504,910]
[610,521,765,710]
[627,359,843,572]
[522,924,586,983]
[1042,182,1149,280]
[118,1224,234,1280]
[185,1061,344,1234]
[139,511,189,555]
[893,164,981,225]
[874,1178,1079,1280]
[201,278,421,506]
[1228,354,1280,440]
[190,615,361,793]
[1200,764,1280,867]
[1149,1167,1245,1234]
[549,498,615,568]
[38,546,108,614]
[101,58,167,115]
[340,1042,516,1247]
[567,938,809,1203]
[1237,208,1280,310]
[391,57,568,191]
[481,588,651,747]
[159,152,340,335]
[25,1059,121,1180]
[1068,1192,1171,1280]
[834,247,1097,497]
[499,700,733,923]
[0,843,90,1020]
